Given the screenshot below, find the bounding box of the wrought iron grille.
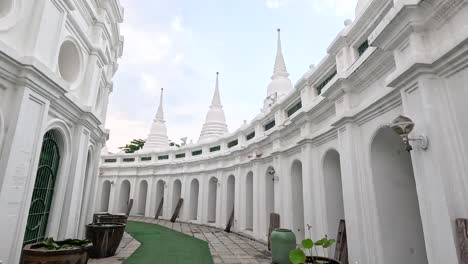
[23,131,61,245]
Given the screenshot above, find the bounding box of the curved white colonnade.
[97,1,468,264]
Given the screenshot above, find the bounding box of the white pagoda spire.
[144,88,169,150]
[265,29,293,108]
[272,28,289,79]
[198,72,228,143]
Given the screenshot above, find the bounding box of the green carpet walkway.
[124,220,214,264]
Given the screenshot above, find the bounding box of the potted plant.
[85,222,126,258]
[22,238,92,264]
[289,225,340,264]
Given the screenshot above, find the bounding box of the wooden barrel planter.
[22,242,92,264]
[85,223,126,258]
[93,213,128,224]
[305,256,341,264]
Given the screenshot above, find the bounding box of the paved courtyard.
[132,216,272,263]
[90,216,272,264]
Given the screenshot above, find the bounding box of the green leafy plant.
[119,139,145,153]
[36,238,91,250]
[289,225,336,264]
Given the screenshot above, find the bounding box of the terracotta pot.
[271,229,296,264]
[93,213,128,224]
[305,256,341,264]
[22,242,92,264]
[85,223,126,258]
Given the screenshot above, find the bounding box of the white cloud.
[106,111,150,152]
[171,53,184,65]
[140,73,161,97]
[265,0,288,8]
[308,0,358,17]
[171,16,184,32]
[120,24,173,66]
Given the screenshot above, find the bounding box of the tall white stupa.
[198,72,228,143]
[144,88,169,150]
[264,29,293,109]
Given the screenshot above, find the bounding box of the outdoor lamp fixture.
[391,115,429,152]
[110,180,115,185]
[267,167,275,175]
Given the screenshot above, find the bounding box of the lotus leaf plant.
[289,225,336,264]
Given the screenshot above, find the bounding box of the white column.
[0,89,49,264]
[398,75,459,264]
[337,123,373,264]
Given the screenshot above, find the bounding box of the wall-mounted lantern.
[391,115,429,152]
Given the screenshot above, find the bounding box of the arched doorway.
[226,175,235,226]
[291,160,305,242]
[155,180,165,218]
[172,180,182,216]
[208,177,218,223]
[100,180,111,212]
[245,172,253,230]
[189,179,199,220]
[323,149,345,255]
[265,166,275,234]
[371,127,428,263]
[137,180,148,216]
[118,180,131,213]
[23,130,63,245]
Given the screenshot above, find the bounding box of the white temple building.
[0,0,124,263]
[98,0,468,263]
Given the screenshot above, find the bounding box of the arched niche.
[137,180,148,215]
[207,177,218,223]
[265,166,275,234]
[155,180,165,218]
[172,179,182,216]
[78,148,94,235]
[118,180,131,214]
[245,171,253,230]
[322,149,345,256]
[370,127,428,263]
[226,175,235,222]
[291,160,305,242]
[100,180,111,212]
[189,179,199,220]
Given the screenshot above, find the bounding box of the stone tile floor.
[89,232,140,264]
[90,216,272,264]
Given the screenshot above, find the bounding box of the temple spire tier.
[144,88,170,150]
[265,29,293,109]
[198,72,228,143]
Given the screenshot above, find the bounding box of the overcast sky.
[106,0,358,152]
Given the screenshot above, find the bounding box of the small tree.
[119,139,145,153]
[169,139,180,148]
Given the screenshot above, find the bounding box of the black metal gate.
[23,131,61,245]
